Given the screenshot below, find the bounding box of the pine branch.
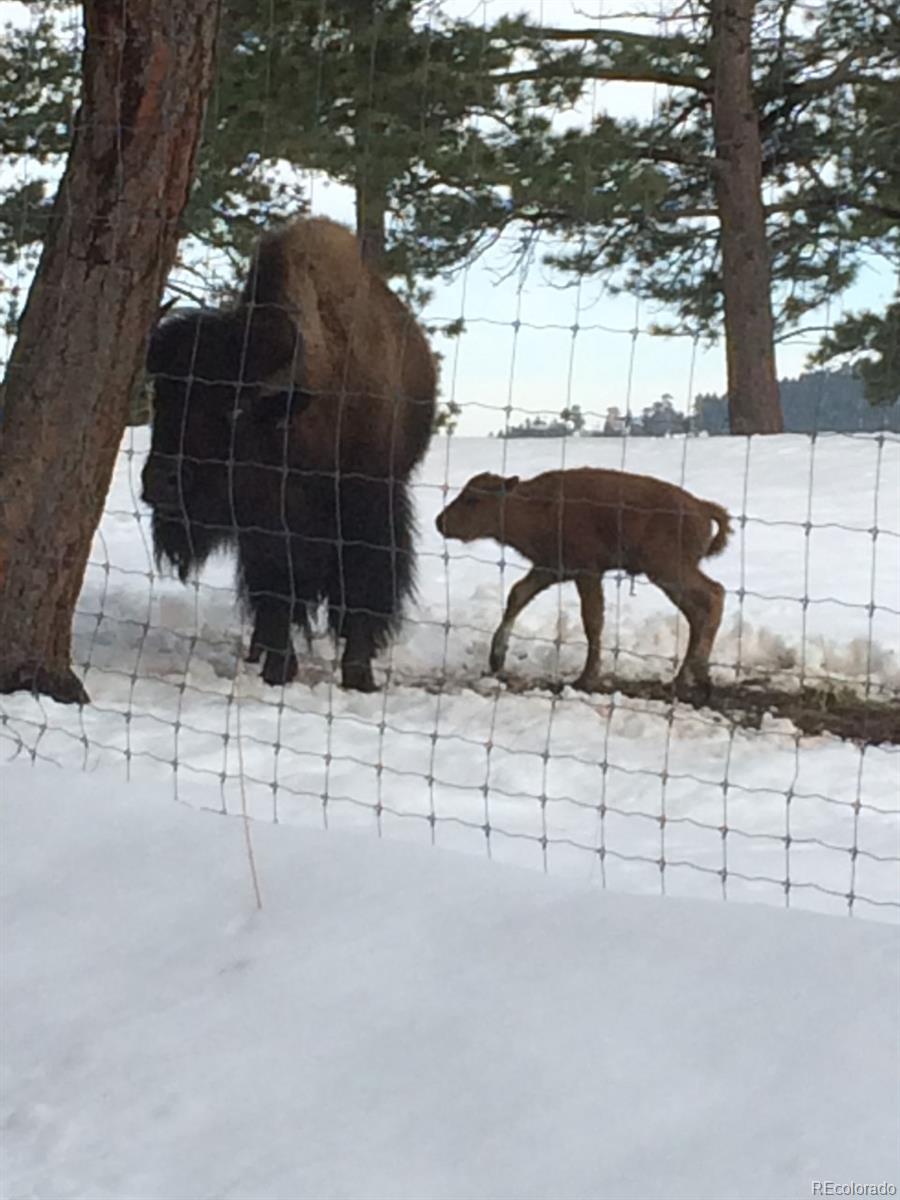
[492,23,710,93]
[493,65,710,93]
[785,64,888,101]
[524,25,698,55]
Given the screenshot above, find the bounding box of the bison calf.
[436,468,731,696]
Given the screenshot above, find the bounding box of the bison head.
[142,304,310,580]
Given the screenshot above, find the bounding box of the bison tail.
[704,502,733,558]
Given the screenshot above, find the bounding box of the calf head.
[142,304,310,579]
[435,472,520,542]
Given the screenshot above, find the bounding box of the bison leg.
[238,531,306,687]
[489,568,557,675]
[340,617,378,693]
[328,477,416,692]
[573,573,605,692]
[248,601,298,686]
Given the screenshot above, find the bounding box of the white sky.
[1,0,895,434]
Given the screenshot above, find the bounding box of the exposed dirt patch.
[497,673,900,746]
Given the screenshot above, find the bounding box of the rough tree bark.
[355,180,388,272]
[349,0,389,273]
[355,179,388,272]
[710,0,784,435]
[0,0,220,704]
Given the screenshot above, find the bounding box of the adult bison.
[141,217,437,691]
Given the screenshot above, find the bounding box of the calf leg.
[685,575,725,691]
[650,562,724,696]
[573,573,605,692]
[489,568,557,674]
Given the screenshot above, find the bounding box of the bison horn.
[157,297,178,322]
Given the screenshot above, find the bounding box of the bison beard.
[142,218,437,691]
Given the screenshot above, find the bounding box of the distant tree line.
[495,395,692,438]
[694,369,900,434]
[495,371,900,438]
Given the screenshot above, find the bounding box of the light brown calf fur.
[436,468,732,695]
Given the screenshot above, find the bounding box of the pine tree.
[3,0,896,428]
[810,301,900,406]
[0,0,219,703]
[433,398,462,435]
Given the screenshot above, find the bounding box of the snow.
[1,432,899,920]
[2,764,898,1200]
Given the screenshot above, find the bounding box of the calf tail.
[704,502,732,558]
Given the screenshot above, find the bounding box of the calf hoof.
[341,660,378,693]
[573,672,602,694]
[488,645,508,675]
[674,667,711,704]
[245,639,263,665]
[261,648,298,686]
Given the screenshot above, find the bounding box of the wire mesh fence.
[1,1,898,923]
[3,339,898,921]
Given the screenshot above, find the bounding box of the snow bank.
[1,433,898,919]
[2,762,898,1200]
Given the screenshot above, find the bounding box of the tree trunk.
[355,179,387,272]
[348,0,389,273]
[0,0,220,704]
[710,0,783,435]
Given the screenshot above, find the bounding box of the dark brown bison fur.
[142,217,437,691]
[436,468,731,697]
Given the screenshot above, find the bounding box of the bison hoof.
[261,649,298,686]
[341,661,378,692]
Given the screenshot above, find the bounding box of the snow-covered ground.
[2,766,898,1200]
[1,432,899,919]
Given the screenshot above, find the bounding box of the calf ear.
[504,475,520,491]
